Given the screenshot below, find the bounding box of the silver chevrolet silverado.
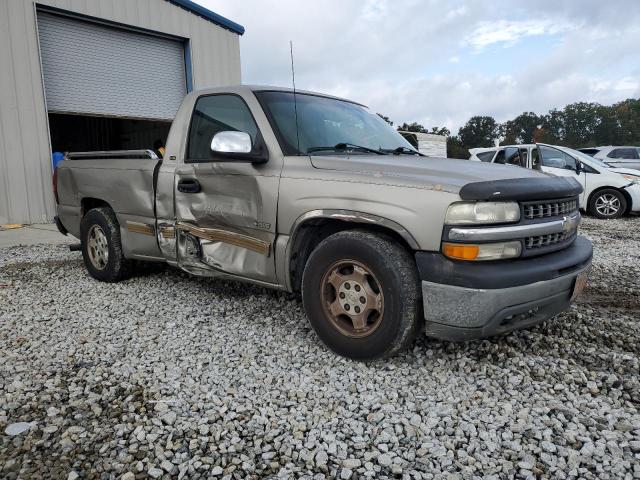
[54,85,593,360]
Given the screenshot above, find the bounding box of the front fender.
[289,209,420,249]
[277,209,424,292]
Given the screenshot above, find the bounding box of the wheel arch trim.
[289,209,420,249]
[279,209,420,292]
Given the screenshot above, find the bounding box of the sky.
[198,0,640,134]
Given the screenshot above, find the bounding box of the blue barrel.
[52,151,64,169]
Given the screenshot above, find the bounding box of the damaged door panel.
[174,162,279,283]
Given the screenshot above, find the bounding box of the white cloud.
[465,19,577,50]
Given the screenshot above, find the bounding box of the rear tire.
[301,230,421,360]
[588,189,626,219]
[80,207,132,282]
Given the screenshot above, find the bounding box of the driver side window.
[187,94,258,161]
[539,146,577,170]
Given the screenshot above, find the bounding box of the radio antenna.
[290,40,301,154]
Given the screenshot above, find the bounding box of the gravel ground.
[1,217,638,479]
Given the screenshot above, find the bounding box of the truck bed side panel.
[56,158,163,259]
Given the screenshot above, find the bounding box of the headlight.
[445,202,520,225]
[442,241,522,261]
[622,175,640,184]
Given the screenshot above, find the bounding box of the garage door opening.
[48,113,171,153]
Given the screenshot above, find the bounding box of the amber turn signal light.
[442,243,479,260]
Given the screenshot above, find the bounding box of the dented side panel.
[174,162,280,283]
[155,162,179,263]
[55,158,163,259]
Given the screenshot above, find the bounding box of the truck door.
[173,93,281,285]
[538,145,586,204]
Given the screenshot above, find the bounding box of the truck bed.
[56,150,164,260]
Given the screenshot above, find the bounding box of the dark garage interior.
[48,113,171,153]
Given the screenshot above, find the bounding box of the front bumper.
[625,183,640,212]
[417,236,593,341]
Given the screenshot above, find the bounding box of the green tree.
[458,116,500,148]
[447,136,469,159]
[562,102,601,147]
[537,109,565,144]
[501,112,543,144]
[593,104,621,146]
[613,98,640,145]
[430,126,451,136]
[397,122,428,133]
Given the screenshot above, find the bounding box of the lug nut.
[344,283,351,290]
[354,306,361,313]
[339,292,345,299]
[354,285,361,292]
[344,304,350,311]
[360,297,366,304]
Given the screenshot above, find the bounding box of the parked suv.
[578,146,640,171]
[477,144,640,218]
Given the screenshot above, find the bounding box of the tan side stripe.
[177,222,270,256]
[126,221,155,236]
[160,227,175,239]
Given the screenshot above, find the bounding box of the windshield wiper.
[307,143,386,155]
[380,146,425,156]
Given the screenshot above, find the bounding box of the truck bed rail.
[65,150,158,160]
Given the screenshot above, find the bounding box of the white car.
[577,146,640,171]
[468,147,499,162]
[474,144,640,219]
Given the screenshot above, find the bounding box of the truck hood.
[310,154,546,192]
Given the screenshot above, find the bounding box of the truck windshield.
[254,91,417,156]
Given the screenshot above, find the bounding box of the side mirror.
[211,131,252,154]
[209,131,268,164]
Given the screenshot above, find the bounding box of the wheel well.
[288,219,414,292]
[587,187,631,214]
[81,198,112,216]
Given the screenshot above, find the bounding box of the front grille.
[523,198,578,220]
[525,232,571,249]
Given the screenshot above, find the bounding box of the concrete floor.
[0,224,75,248]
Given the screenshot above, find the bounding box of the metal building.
[398,131,448,157]
[0,0,244,225]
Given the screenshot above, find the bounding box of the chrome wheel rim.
[87,225,109,270]
[595,193,620,216]
[320,259,384,338]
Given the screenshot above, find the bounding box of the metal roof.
[166,0,244,35]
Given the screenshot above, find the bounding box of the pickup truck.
[54,85,593,360]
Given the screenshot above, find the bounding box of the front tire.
[301,230,421,360]
[80,207,132,282]
[588,189,626,219]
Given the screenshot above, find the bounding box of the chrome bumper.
[422,263,591,341]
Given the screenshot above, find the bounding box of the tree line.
[379,97,640,159]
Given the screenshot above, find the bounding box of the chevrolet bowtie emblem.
[562,215,578,235]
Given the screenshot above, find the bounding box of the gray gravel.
[1,217,639,479]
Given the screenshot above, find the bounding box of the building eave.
[166,0,244,35]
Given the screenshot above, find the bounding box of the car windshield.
[559,146,610,169]
[255,91,416,155]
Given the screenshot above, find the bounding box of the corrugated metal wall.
[0,0,241,224]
